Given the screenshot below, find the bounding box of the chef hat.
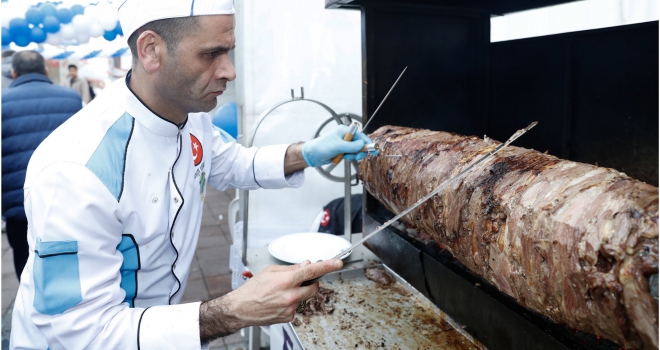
[118,0,235,40]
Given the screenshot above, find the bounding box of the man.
[1,50,15,90]
[1,51,82,282]
[10,1,374,349]
[62,63,91,104]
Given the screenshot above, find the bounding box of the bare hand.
[199,259,343,341]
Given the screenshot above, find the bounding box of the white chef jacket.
[10,74,303,350]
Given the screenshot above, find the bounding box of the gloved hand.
[302,124,378,167]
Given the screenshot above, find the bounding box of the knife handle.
[300,260,325,286]
[301,276,322,286]
[331,122,359,164]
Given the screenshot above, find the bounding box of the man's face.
[154,15,237,115]
[68,67,77,79]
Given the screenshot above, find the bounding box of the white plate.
[268,232,352,264]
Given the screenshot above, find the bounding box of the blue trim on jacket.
[1,73,82,219]
[86,113,135,201]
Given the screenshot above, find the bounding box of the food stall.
[240,0,658,349]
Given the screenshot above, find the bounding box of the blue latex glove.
[302,125,378,167]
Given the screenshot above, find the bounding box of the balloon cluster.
[1,2,123,47]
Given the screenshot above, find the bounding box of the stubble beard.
[160,54,218,115]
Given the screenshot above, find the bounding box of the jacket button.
[152,197,158,203]
[173,197,179,203]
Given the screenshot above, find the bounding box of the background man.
[1,50,82,281]
[10,1,374,349]
[62,63,92,104]
[1,50,15,90]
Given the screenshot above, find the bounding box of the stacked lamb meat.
[359,125,658,349]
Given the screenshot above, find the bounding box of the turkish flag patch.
[190,134,203,166]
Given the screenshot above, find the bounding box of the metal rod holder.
[241,93,343,266]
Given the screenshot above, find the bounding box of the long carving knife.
[301,121,537,286]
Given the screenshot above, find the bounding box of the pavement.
[1,187,249,350]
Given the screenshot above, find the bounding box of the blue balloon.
[13,34,31,47]
[71,4,85,17]
[40,3,57,17]
[56,8,73,24]
[2,27,13,46]
[42,16,60,33]
[9,18,30,37]
[29,26,47,43]
[103,30,117,41]
[26,8,45,25]
[114,22,123,36]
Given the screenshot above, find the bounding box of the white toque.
[118,0,235,39]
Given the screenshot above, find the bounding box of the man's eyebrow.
[203,44,236,52]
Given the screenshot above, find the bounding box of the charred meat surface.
[296,286,337,316]
[365,267,395,285]
[359,125,659,349]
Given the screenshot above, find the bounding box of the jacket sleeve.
[207,126,304,191]
[21,162,202,350]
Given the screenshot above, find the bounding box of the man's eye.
[206,51,221,58]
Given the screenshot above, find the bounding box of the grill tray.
[291,264,485,350]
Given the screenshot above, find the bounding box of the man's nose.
[216,55,236,82]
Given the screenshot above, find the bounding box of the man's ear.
[136,30,167,73]
[10,69,17,79]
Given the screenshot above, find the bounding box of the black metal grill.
[326,1,658,349]
[365,207,624,350]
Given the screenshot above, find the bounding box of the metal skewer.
[361,143,401,157]
[361,66,407,131]
[324,67,408,173]
[332,121,537,260]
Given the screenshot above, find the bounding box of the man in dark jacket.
[1,50,82,280]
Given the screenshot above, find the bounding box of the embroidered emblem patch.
[199,172,206,197]
[190,134,203,166]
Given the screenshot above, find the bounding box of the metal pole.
[248,326,260,350]
[344,157,352,242]
[241,190,249,266]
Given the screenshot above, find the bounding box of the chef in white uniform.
[9,1,374,349]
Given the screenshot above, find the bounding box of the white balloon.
[45,32,62,46]
[60,25,76,40]
[75,32,90,44]
[1,16,10,28]
[84,5,101,22]
[100,14,119,31]
[72,14,91,33]
[89,23,104,38]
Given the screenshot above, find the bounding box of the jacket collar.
[117,70,187,137]
[9,73,52,88]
